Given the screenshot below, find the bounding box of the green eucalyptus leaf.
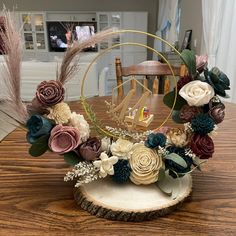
[163,90,187,110]
[29,134,50,157]
[165,153,188,168]
[158,168,166,182]
[64,152,82,166]
[180,49,196,76]
[157,181,173,196]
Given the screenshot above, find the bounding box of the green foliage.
[63,152,82,166]
[165,153,188,169]
[156,168,173,197]
[29,134,50,157]
[163,90,187,111]
[204,68,230,97]
[180,49,197,76]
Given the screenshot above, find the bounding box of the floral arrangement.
[0,11,230,198]
[24,49,230,197]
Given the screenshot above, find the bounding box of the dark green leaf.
[163,90,187,110]
[64,152,82,166]
[29,134,50,157]
[180,49,197,76]
[165,153,188,168]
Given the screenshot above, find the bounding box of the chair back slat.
[115,57,186,97]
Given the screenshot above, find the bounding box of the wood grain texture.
[0,96,236,235]
[74,175,192,221]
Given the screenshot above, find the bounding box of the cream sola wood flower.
[110,138,134,159]
[93,152,118,178]
[69,112,90,142]
[129,143,162,185]
[46,102,71,124]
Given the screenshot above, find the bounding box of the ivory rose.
[179,80,214,107]
[129,144,162,185]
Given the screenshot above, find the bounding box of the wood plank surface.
[0,96,236,236]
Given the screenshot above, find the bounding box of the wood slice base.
[74,174,192,221]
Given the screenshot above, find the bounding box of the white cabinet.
[97,12,122,51]
[20,12,48,52]
[96,12,148,95]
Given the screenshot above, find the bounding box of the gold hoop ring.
[80,30,180,138]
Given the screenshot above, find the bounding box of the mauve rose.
[48,125,80,154]
[179,104,202,122]
[36,80,65,107]
[196,55,208,73]
[190,134,214,159]
[77,137,102,161]
[208,103,225,124]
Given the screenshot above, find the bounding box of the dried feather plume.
[0,8,28,125]
[57,28,119,84]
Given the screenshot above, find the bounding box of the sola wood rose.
[35,80,65,107]
[129,144,162,185]
[179,80,214,107]
[48,125,80,154]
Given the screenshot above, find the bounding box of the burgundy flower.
[48,125,80,154]
[179,104,202,122]
[77,137,102,161]
[190,134,214,159]
[208,103,225,124]
[36,80,65,107]
[177,76,192,91]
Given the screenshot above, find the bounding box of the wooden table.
[0,96,236,236]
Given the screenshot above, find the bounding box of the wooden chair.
[115,57,186,97]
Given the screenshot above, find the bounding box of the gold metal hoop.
[80,30,180,138]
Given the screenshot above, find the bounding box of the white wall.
[179,0,202,54]
[0,0,159,59]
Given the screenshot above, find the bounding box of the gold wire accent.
[80,29,180,138]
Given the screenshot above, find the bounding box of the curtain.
[216,0,236,103]
[202,0,236,103]
[153,0,179,59]
[202,0,225,68]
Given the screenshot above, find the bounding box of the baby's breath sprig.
[64,161,100,187]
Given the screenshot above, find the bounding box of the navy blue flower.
[26,115,54,144]
[112,160,131,184]
[145,133,166,149]
[191,113,215,135]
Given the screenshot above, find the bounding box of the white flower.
[101,136,111,152]
[47,102,71,124]
[69,112,90,142]
[93,152,118,178]
[179,80,214,107]
[110,138,133,159]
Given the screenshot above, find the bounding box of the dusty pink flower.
[196,55,208,73]
[48,125,80,154]
[36,80,65,107]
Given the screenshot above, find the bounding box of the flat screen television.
[47,21,97,52]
